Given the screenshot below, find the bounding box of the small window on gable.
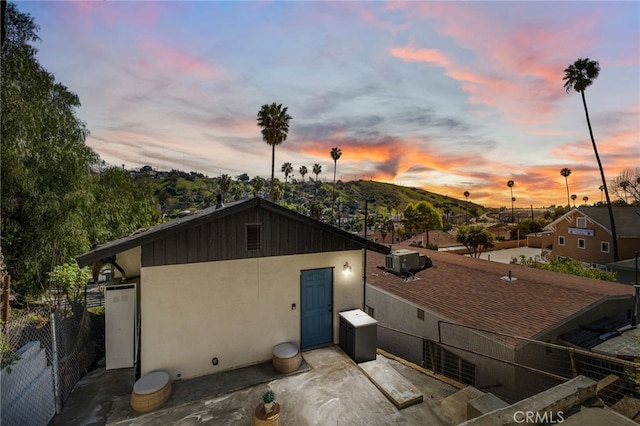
[558,236,565,246]
[601,241,609,253]
[578,238,585,249]
[417,308,425,321]
[246,223,261,250]
[576,217,587,228]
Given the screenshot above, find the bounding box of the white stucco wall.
[139,250,363,380]
[112,246,141,279]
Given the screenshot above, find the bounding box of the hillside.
[130,167,485,221]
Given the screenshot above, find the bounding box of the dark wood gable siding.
[142,205,364,267]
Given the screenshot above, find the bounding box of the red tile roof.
[366,247,633,340]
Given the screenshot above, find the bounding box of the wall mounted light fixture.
[343,262,352,275]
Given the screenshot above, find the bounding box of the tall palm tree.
[599,185,604,203]
[281,162,293,183]
[620,180,630,205]
[330,147,342,201]
[564,57,618,261]
[582,196,589,205]
[560,168,572,208]
[463,190,470,222]
[299,165,308,182]
[312,163,322,182]
[571,194,577,208]
[257,103,292,201]
[507,180,515,222]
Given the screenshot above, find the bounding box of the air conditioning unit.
[385,249,420,274]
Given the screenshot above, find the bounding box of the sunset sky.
[17,1,639,208]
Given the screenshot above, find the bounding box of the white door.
[105,283,136,369]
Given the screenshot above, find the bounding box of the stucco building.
[364,247,635,401]
[77,197,389,380]
[541,207,640,269]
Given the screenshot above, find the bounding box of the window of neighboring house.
[558,236,565,246]
[417,308,425,321]
[578,238,586,249]
[576,217,587,228]
[246,223,261,250]
[601,241,610,253]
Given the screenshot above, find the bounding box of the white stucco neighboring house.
[77,197,390,380]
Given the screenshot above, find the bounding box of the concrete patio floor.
[50,345,460,425]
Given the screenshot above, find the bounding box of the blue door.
[300,268,333,350]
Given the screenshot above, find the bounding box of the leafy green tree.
[236,173,250,183]
[309,202,323,220]
[415,201,443,247]
[514,256,616,281]
[257,103,292,201]
[402,203,418,235]
[49,262,90,310]
[313,163,322,182]
[509,219,542,240]
[85,168,160,246]
[456,225,495,258]
[1,4,98,296]
[230,184,244,201]
[563,58,618,261]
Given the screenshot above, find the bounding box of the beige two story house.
[541,207,640,269]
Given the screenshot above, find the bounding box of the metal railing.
[376,321,639,408]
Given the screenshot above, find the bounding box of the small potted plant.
[262,389,276,413]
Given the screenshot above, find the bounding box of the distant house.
[364,247,634,401]
[541,207,640,269]
[77,197,389,380]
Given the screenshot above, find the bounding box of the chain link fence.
[1,293,104,425]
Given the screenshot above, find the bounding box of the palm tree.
[507,180,515,222]
[299,165,308,182]
[218,174,231,203]
[312,163,322,182]
[250,176,265,197]
[330,147,342,201]
[463,190,470,222]
[257,103,292,201]
[571,194,577,208]
[281,162,293,183]
[599,185,604,203]
[582,196,589,205]
[560,168,572,208]
[620,180,630,205]
[564,57,618,260]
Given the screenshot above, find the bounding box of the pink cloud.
[135,39,224,80]
[387,2,604,126]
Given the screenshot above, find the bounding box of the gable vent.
[246,224,261,250]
